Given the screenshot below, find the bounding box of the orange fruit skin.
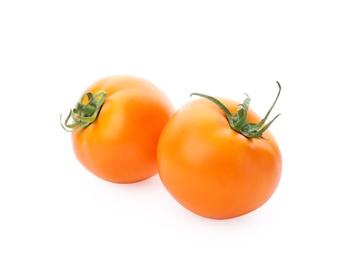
[157,97,282,219]
[72,75,175,183]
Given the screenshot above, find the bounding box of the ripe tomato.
[62,75,175,183]
[157,83,282,219]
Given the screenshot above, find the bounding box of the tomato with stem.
[61,75,175,183]
[157,82,282,219]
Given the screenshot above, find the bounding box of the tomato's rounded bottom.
[160,179,280,220]
[93,172,158,184]
[183,204,265,220]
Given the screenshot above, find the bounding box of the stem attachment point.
[190,82,282,139]
[60,90,107,132]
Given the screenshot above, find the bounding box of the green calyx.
[60,90,107,132]
[190,81,282,139]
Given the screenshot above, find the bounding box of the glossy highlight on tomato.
[62,75,175,183]
[157,83,282,219]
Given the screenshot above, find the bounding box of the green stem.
[60,90,107,132]
[190,82,281,139]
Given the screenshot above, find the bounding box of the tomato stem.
[60,90,107,132]
[190,82,281,138]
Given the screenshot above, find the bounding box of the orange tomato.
[62,75,175,183]
[157,83,282,219]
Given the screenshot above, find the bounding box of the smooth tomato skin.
[72,75,175,183]
[157,97,282,219]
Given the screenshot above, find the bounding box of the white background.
[1,0,352,259]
